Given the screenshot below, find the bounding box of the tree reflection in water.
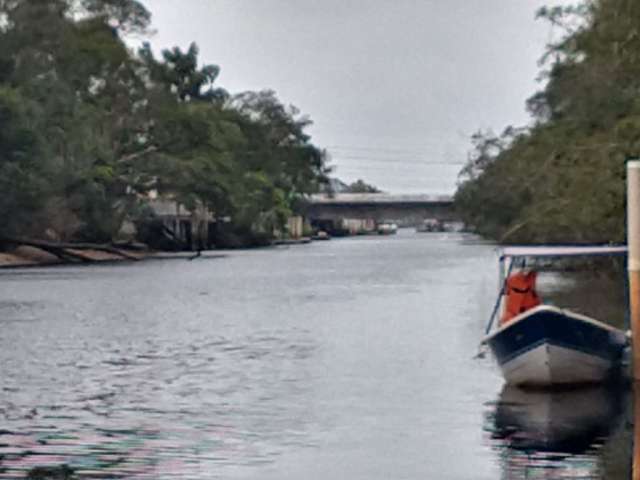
[0,425,228,479]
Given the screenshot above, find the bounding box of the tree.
[455,0,640,244]
[0,87,48,238]
[228,90,328,235]
[0,1,329,248]
[344,179,381,193]
[141,42,227,103]
[0,2,156,241]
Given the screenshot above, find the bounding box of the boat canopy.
[500,245,628,260]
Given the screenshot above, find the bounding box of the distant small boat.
[416,218,444,233]
[377,223,398,235]
[482,245,629,387]
[311,230,331,241]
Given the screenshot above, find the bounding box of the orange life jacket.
[501,271,541,325]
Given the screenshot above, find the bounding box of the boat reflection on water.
[486,385,632,479]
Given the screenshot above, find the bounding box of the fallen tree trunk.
[0,236,142,262]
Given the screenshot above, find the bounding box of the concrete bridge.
[305,193,457,229]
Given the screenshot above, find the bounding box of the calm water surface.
[0,231,631,479]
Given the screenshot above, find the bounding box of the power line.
[327,144,450,154]
[328,156,464,165]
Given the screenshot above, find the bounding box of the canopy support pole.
[484,257,514,336]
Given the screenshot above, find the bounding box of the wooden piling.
[628,160,640,380]
[628,160,640,480]
[634,381,640,480]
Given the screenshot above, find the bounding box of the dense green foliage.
[0,0,328,245]
[455,0,640,244]
[343,179,381,193]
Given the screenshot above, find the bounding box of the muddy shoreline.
[0,238,313,269]
[0,245,148,268]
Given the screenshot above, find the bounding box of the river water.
[0,231,631,479]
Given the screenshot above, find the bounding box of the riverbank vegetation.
[455,0,640,244]
[0,0,329,248]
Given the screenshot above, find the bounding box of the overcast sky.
[137,1,570,194]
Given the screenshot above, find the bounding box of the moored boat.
[485,305,627,386]
[482,245,629,388]
[311,230,331,241]
[377,222,398,235]
[416,218,444,233]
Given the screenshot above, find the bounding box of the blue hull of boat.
[485,306,627,386]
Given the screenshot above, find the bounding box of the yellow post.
[628,160,640,480]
